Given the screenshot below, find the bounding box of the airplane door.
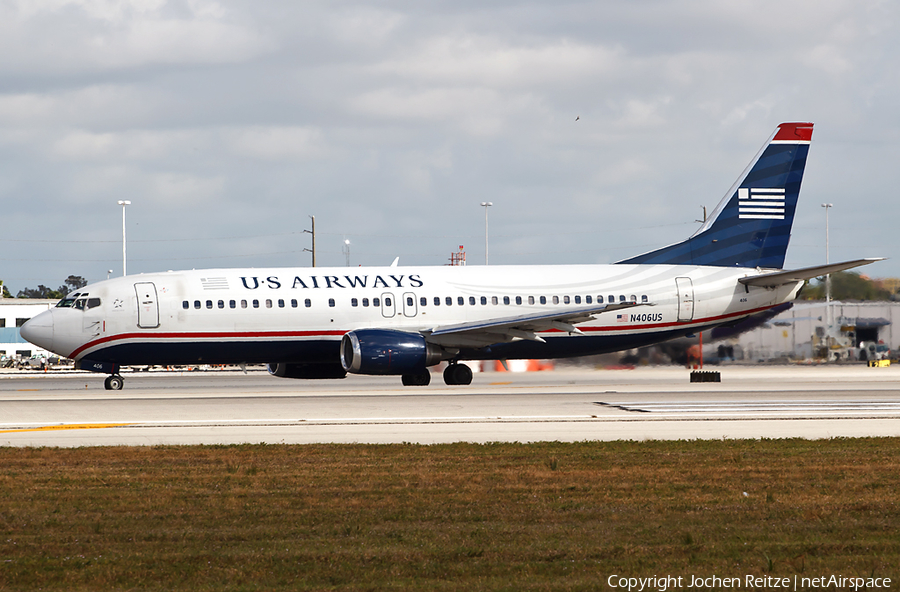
[402,292,418,317]
[675,277,694,322]
[381,293,395,318]
[135,282,160,328]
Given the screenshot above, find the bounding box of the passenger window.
[230,300,236,309]
[503,296,510,305]
[362,298,369,307]
[328,298,335,307]
[278,299,285,308]
[407,297,414,306]
[619,295,626,303]
[253,300,259,308]
[351,298,358,307]
[564,296,570,304]
[630,295,637,303]
[420,297,427,306]
[528,296,535,305]
[492,296,498,305]
[457,297,464,306]
[218,300,224,309]
[241,300,248,309]
[642,295,649,303]
[540,296,546,305]
[609,295,615,303]
[445,297,452,306]
[516,296,522,305]
[469,296,476,306]
[552,296,559,305]
[194,300,201,309]
[597,296,603,304]
[574,295,581,304]
[182,301,189,309]
[385,297,392,307]
[265,299,273,308]
[305,299,312,308]
[586,295,592,304]
[373,298,380,307]
[206,300,213,309]
[291,299,298,308]
[433,297,440,306]
[481,296,487,305]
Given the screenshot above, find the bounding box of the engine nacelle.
[267,362,347,379]
[340,329,443,375]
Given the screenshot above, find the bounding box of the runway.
[1,365,899,446]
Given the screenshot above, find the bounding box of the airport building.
[0,299,57,362]
[734,300,898,362]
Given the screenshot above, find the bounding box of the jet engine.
[267,362,347,379]
[340,329,443,375]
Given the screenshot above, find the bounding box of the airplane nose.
[20,311,54,352]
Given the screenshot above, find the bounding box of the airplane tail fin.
[617,122,814,269]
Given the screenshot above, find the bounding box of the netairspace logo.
[606,574,892,591]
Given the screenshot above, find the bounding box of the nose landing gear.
[104,375,124,390]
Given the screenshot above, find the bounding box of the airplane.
[21,122,882,390]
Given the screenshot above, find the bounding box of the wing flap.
[422,301,645,348]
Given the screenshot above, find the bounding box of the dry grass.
[0,438,898,590]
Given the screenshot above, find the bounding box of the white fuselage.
[24,263,802,367]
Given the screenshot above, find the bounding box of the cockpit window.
[86,298,101,309]
[74,299,86,310]
[56,297,76,308]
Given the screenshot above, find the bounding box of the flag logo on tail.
[738,187,785,220]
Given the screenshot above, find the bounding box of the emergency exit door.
[135,282,160,328]
[675,277,694,322]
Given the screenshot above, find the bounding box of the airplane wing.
[738,258,885,288]
[421,302,646,349]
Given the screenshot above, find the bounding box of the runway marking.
[596,400,900,415]
[0,423,135,433]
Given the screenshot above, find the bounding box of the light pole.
[821,203,832,328]
[343,239,351,267]
[480,202,492,265]
[118,200,131,276]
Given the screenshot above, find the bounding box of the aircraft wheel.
[443,363,473,386]
[401,370,431,386]
[104,375,124,391]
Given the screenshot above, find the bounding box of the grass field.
[1,438,898,591]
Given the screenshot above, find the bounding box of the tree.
[61,275,88,296]
[800,272,892,301]
[17,285,64,299]
[0,282,10,298]
[16,274,89,299]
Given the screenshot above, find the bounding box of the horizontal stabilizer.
[738,258,885,288]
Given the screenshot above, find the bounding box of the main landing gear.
[442,362,473,386]
[104,375,124,390]
[401,370,431,386]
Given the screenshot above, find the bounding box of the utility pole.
[822,203,832,328]
[480,202,492,265]
[303,215,316,267]
[343,239,351,267]
[118,200,131,276]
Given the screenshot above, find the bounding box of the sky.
[1,0,898,295]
